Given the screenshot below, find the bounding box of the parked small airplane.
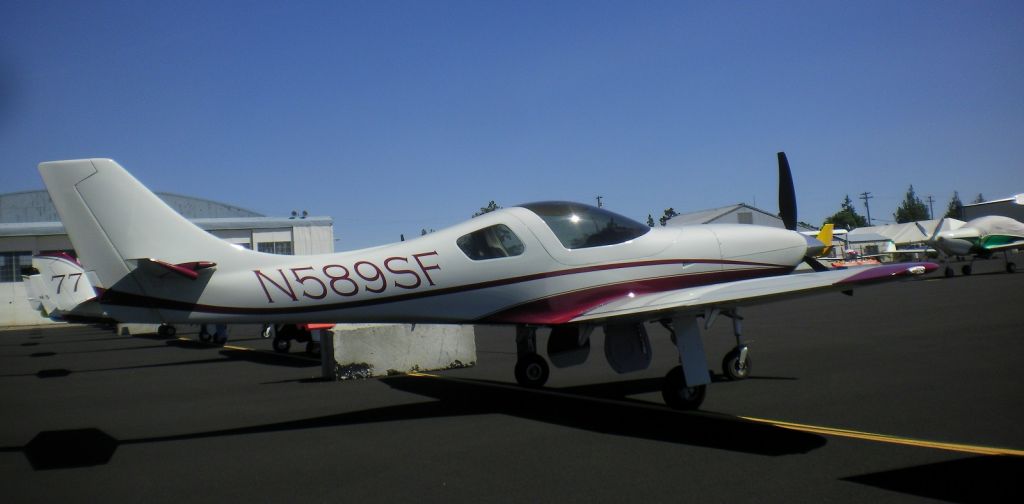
[917,216,1024,276]
[21,252,112,324]
[38,153,937,409]
[23,252,211,338]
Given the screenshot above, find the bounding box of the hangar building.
[665,203,817,231]
[963,193,1024,221]
[1,190,334,326]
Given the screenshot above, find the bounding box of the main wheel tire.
[272,336,291,353]
[722,349,752,380]
[198,329,212,343]
[1008,262,1017,274]
[962,265,972,275]
[514,354,550,388]
[661,366,706,410]
[944,267,954,278]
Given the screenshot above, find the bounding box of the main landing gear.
[271,324,324,356]
[197,324,228,345]
[514,326,550,388]
[511,310,755,411]
[157,324,177,337]
[661,366,706,410]
[944,252,1017,277]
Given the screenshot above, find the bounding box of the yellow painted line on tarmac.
[407,371,1023,457]
[739,416,1024,457]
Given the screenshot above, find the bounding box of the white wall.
[1,282,58,326]
[711,208,785,228]
[293,224,335,254]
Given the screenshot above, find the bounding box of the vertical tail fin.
[815,224,834,257]
[38,159,242,292]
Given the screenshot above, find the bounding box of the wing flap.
[570,262,937,323]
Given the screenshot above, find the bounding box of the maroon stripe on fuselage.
[478,266,790,324]
[94,258,793,319]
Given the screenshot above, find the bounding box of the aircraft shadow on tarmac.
[841,455,1023,503]
[2,374,827,471]
[2,343,318,379]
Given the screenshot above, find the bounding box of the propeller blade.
[778,152,797,231]
[929,217,946,242]
[914,221,929,236]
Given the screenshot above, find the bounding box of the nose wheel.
[722,346,752,380]
[706,309,753,381]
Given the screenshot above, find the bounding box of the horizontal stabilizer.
[129,258,217,280]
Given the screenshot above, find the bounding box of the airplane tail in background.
[815,224,834,257]
[38,159,245,293]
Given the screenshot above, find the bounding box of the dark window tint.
[521,201,650,249]
[457,225,525,260]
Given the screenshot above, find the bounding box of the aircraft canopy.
[521,201,650,250]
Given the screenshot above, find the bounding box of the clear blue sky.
[2,1,1022,250]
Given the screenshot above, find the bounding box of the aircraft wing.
[570,262,936,323]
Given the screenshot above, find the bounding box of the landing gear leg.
[514,326,549,388]
[1005,251,1016,274]
[721,311,752,380]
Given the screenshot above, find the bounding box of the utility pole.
[859,191,874,226]
[926,195,935,220]
[595,195,603,208]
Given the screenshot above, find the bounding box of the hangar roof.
[0,190,263,223]
[666,203,817,231]
[0,216,333,238]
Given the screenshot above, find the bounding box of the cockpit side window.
[521,201,650,250]
[457,224,525,261]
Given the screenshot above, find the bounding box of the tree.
[659,208,679,226]
[943,191,964,220]
[824,195,868,229]
[473,201,501,217]
[893,185,930,223]
[972,193,985,204]
[646,214,655,227]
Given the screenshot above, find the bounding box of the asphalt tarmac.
[2,262,1022,503]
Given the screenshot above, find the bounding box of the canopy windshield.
[521,201,650,250]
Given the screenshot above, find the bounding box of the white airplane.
[22,253,198,337]
[37,153,937,409]
[21,252,112,324]
[918,216,1024,277]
